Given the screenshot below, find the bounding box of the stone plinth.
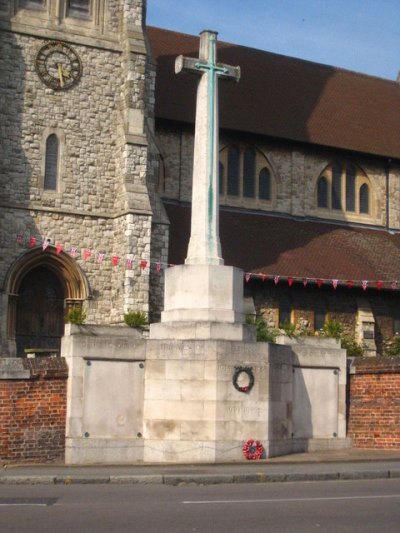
[150,264,255,341]
[143,339,272,463]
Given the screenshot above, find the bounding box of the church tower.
[0,0,166,356]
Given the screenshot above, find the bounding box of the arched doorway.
[16,266,65,356]
[5,246,90,357]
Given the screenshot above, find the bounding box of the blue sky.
[147,0,399,81]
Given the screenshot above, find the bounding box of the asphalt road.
[0,478,399,532]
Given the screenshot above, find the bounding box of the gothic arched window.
[359,183,369,214]
[243,147,256,198]
[259,168,271,201]
[332,161,342,210]
[227,146,240,196]
[317,176,328,208]
[44,134,59,191]
[346,164,356,212]
[219,162,224,195]
[316,160,372,218]
[220,144,275,206]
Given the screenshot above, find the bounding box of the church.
[1,0,400,359]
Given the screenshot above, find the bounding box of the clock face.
[35,41,82,91]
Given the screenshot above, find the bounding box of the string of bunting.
[16,234,174,272]
[244,272,399,292]
[16,234,400,290]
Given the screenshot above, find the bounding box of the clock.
[35,41,82,91]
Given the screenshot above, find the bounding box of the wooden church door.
[16,266,65,356]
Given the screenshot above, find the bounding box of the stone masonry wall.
[248,281,399,354]
[0,1,166,347]
[347,357,400,449]
[0,358,68,463]
[157,123,400,230]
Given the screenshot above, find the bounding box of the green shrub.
[65,307,87,325]
[256,319,279,343]
[322,319,343,339]
[246,314,278,343]
[341,336,364,357]
[386,336,400,356]
[279,319,297,338]
[124,311,148,329]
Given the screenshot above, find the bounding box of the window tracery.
[219,144,274,206]
[316,161,371,216]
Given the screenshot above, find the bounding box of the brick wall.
[347,357,400,449]
[0,358,68,464]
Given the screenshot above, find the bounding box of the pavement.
[1,449,400,486]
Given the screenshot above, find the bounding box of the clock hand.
[61,67,71,79]
[57,63,64,88]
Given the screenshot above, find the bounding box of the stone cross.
[175,30,240,266]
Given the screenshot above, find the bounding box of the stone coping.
[0,357,68,380]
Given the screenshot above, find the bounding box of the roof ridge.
[146,25,399,85]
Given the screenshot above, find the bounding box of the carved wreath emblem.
[232,366,255,393]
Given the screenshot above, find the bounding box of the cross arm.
[175,54,241,82]
[175,55,199,75]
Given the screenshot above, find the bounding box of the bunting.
[14,233,400,291]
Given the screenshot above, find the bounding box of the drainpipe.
[178,127,183,201]
[386,158,391,230]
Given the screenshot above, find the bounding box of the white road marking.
[183,494,400,504]
[0,503,49,507]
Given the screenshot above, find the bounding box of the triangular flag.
[16,234,22,244]
[274,275,279,285]
[347,280,353,288]
[362,280,368,291]
[376,280,383,290]
[56,244,63,255]
[97,252,105,263]
[245,273,251,283]
[303,278,308,287]
[84,249,91,261]
[140,259,148,270]
[258,272,266,282]
[332,279,338,289]
[29,236,36,248]
[42,239,50,251]
[156,261,162,272]
[288,277,294,287]
[126,257,133,268]
[317,279,323,288]
[391,281,397,290]
[112,255,119,266]
[70,246,77,258]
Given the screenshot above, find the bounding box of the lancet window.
[219,144,274,206]
[44,134,59,191]
[316,161,371,216]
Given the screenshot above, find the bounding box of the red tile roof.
[147,26,400,160]
[165,202,400,287]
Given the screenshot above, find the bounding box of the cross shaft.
[175,30,240,266]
